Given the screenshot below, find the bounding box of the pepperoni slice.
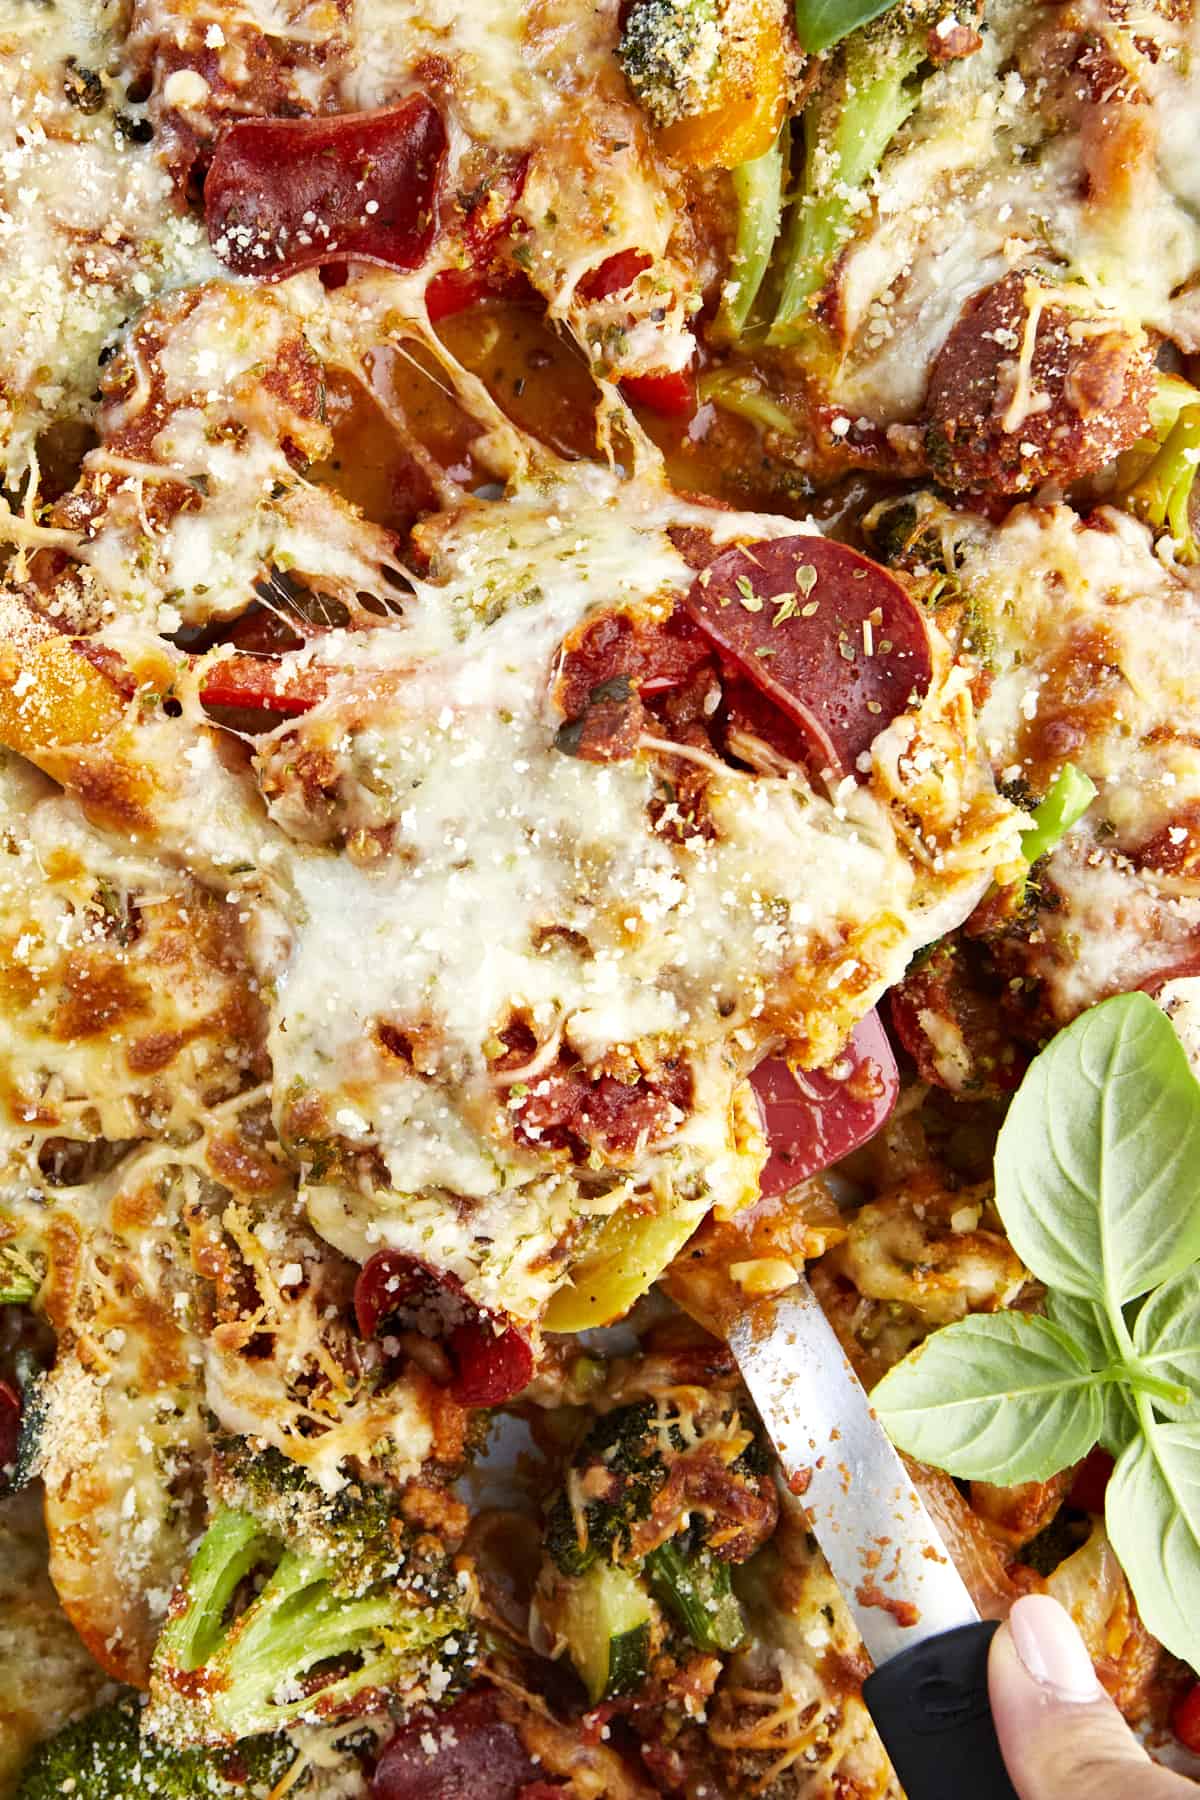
[1067,1446,1115,1515]
[354,1252,533,1408]
[751,1010,898,1197]
[206,98,447,280]
[371,1691,544,1800]
[683,536,931,776]
[0,1379,20,1484]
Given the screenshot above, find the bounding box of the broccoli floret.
[541,1398,774,1664]
[147,1464,473,1747]
[1116,383,1200,562]
[769,8,938,345]
[864,489,964,573]
[15,1695,295,1799]
[544,1402,667,1575]
[209,1436,425,1593]
[618,0,723,128]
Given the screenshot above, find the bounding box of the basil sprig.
[793,0,899,54]
[874,991,1200,1671]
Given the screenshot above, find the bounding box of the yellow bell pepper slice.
[543,1202,708,1332]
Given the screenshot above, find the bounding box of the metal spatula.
[729,1273,1019,1800]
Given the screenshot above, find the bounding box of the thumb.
[988,1595,1193,1800]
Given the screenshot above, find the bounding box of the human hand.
[989,1595,1196,1799]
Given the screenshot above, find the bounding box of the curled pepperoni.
[206,98,447,279]
[354,1252,533,1408]
[683,536,931,777]
[371,1691,544,1800]
[0,1379,20,1483]
[751,1010,898,1198]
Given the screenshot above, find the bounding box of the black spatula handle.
[862,1620,1019,1800]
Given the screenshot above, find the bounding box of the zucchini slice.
[557,1563,652,1705]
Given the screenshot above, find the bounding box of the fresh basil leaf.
[1107,1422,1200,1672]
[794,0,898,54]
[1134,1266,1200,1420]
[995,992,1200,1306]
[1045,1291,1138,1453]
[872,1313,1102,1484]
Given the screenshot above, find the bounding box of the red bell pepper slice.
[621,367,697,418]
[751,1009,899,1197]
[576,249,653,304]
[198,653,330,716]
[1173,1682,1200,1754]
[354,1251,533,1408]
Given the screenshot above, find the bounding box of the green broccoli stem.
[164,1508,276,1672]
[151,1505,468,1744]
[1018,763,1097,870]
[645,1538,746,1653]
[216,1551,419,1735]
[0,1208,45,1304]
[1123,403,1200,562]
[716,130,788,342]
[769,32,928,346]
[0,1254,40,1305]
[697,370,798,436]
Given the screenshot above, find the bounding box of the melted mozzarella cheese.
[968,504,1200,843]
[0,10,216,484]
[0,757,264,1171]
[341,0,695,375]
[245,468,1018,1320]
[1157,976,1200,1076]
[60,278,405,630]
[958,502,1200,1015]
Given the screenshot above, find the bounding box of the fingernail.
[1009,1595,1101,1702]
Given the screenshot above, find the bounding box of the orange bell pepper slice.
[657,0,789,170]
